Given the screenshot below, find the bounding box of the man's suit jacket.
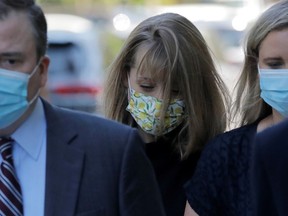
[41,100,166,216]
[252,119,288,216]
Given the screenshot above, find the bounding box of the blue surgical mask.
[0,62,41,129]
[259,67,288,117]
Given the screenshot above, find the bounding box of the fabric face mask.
[259,67,288,117]
[126,83,185,136]
[0,62,41,129]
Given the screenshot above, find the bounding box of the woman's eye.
[140,85,154,89]
[266,61,284,69]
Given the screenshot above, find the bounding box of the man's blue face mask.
[259,67,288,117]
[0,62,41,129]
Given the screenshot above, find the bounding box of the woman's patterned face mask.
[126,86,185,136]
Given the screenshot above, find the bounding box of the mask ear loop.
[28,58,43,79]
[127,74,132,89]
[28,58,44,104]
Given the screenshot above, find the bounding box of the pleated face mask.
[0,62,41,129]
[259,67,288,117]
[126,78,185,136]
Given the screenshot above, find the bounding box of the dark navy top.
[184,123,257,216]
[146,138,201,216]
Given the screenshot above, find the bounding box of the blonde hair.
[104,13,230,158]
[233,1,288,126]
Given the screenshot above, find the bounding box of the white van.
[44,14,104,113]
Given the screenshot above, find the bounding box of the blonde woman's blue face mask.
[259,67,288,117]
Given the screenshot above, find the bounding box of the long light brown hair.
[104,13,230,158]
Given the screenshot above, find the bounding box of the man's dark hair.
[0,0,47,60]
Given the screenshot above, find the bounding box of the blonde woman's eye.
[266,60,284,69]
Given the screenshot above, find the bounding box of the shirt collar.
[12,99,46,160]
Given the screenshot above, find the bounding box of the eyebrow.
[0,52,23,58]
[137,76,151,81]
[137,76,157,84]
[263,55,283,60]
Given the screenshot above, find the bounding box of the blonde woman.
[184,1,288,215]
[104,13,230,216]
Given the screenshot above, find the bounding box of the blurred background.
[38,0,279,115]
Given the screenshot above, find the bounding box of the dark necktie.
[0,137,23,216]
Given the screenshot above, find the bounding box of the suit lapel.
[42,101,85,216]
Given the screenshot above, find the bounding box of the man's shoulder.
[43,99,135,134]
[43,100,143,155]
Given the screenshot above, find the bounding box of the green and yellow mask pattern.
[126,88,185,136]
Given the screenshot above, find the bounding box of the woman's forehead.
[134,44,149,66]
[133,45,167,78]
[259,29,288,59]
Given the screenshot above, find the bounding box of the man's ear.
[39,55,50,87]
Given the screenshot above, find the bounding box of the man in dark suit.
[0,0,165,215]
[252,119,288,216]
